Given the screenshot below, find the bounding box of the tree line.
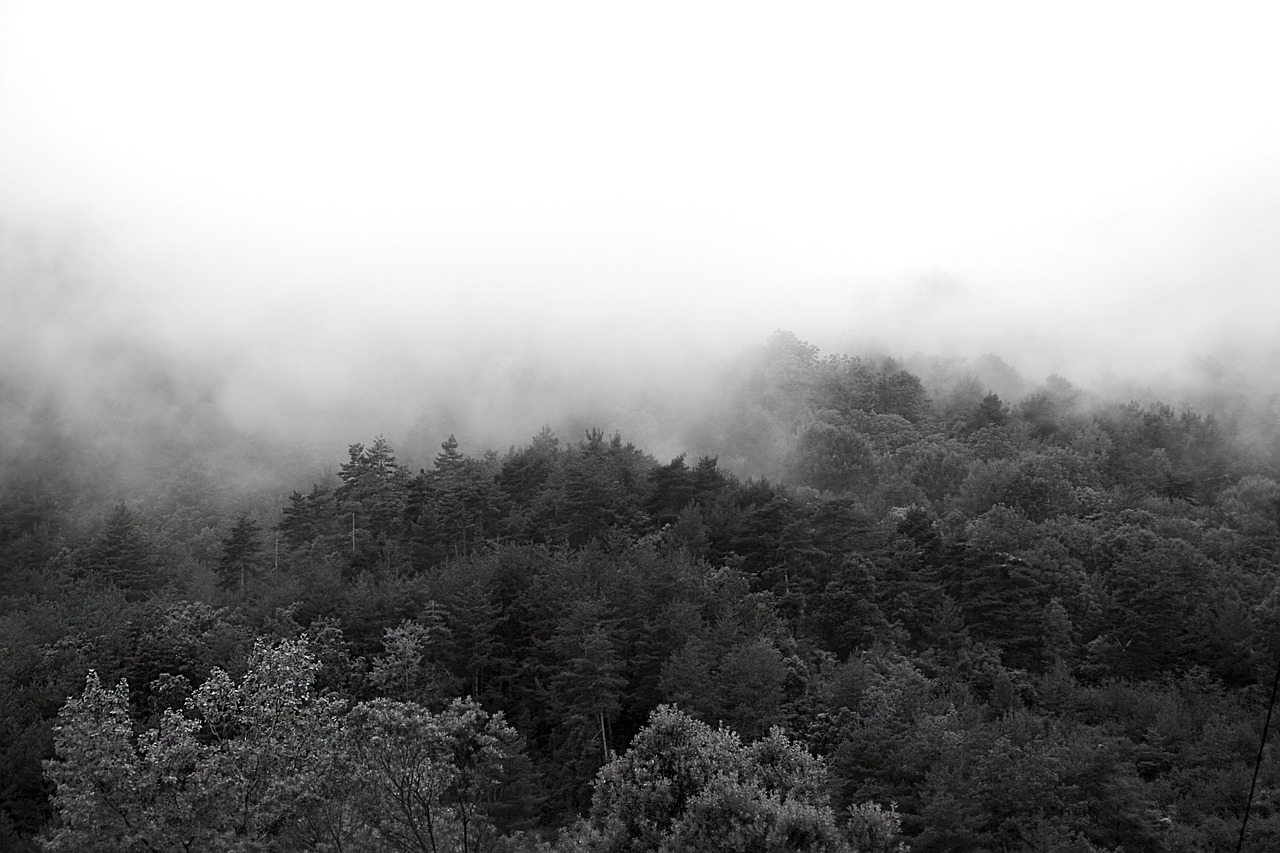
[3,331,1280,850]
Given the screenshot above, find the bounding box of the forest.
[3,329,1280,852]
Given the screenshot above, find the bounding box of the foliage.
[7,331,1280,850]
[42,640,525,852]
[566,705,861,853]
[217,513,265,594]
[346,696,522,853]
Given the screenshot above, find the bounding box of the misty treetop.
[3,331,1280,851]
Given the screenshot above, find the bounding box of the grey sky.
[2,1,1278,448]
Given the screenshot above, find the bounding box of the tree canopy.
[4,331,1280,851]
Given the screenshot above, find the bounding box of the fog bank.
[3,2,1279,483]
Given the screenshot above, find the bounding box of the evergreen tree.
[336,437,411,573]
[1041,597,1077,666]
[971,392,1009,430]
[497,429,562,542]
[542,599,627,811]
[218,514,265,594]
[447,580,500,699]
[646,454,695,527]
[808,556,893,659]
[427,435,505,560]
[276,484,337,553]
[80,504,159,599]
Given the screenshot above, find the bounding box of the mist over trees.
[3,325,1280,851]
[5,1,1280,846]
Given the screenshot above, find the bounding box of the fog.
[3,2,1279,483]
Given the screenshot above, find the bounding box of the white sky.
[2,1,1279,422]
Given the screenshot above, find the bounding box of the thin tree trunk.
[599,708,609,761]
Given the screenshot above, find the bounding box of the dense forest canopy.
[3,329,1280,851]
[5,3,1279,848]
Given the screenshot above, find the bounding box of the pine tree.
[335,437,411,573]
[447,580,499,698]
[276,484,335,552]
[428,436,506,559]
[81,504,159,599]
[337,436,410,538]
[646,454,695,527]
[218,514,265,595]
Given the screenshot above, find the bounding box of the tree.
[556,433,646,547]
[276,484,337,552]
[217,513,265,594]
[43,640,352,852]
[807,556,893,659]
[567,705,856,853]
[496,428,562,542]
[337,436,412,572]
[79,504,159,599]
[791,418,879,494]
[658,502,711,561]
[169,638,351,848]
[370,610,457,704]
[345,697,522,853]
[868,362,928,423]
[1041,597,1077,666]
[44,640,528,852]
[424,435,505,560]
[447,580,500,699]
[555,625,626,763]
[1217,475,1280,536]
[339,437,411,533]
[646,455,696,527]
[42,672,149,853]
[971,392,1008,430]
[901,438,972,505]
[539,600,629,813]
[715,638,788,740]
[1089,527,1212,676]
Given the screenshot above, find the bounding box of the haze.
[2,1,1279,464]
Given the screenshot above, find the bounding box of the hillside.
[3,331,1280,851]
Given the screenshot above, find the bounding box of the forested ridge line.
[3,331,1280,851]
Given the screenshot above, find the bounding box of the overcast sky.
[2,1,1278,441]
